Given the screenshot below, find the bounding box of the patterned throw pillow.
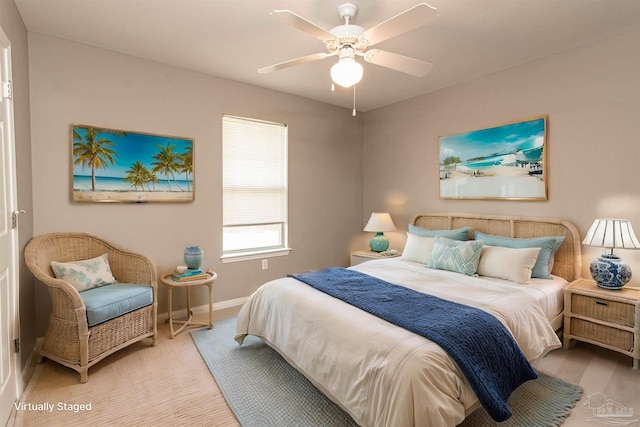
[50,254,117,292]
[427,236,484,276]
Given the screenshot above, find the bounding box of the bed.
[235,212,582,426]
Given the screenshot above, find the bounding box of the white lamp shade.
[330,58,363,88]
[582,218,640,249]
[363,213,397,232]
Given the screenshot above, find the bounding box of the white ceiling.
[14,0,640,112]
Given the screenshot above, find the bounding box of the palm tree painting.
[72,124,194,202]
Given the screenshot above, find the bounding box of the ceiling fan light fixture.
[330,57,363,88]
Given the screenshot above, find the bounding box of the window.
[222,115,289,261]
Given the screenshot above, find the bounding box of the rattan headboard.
[410,212,582,282]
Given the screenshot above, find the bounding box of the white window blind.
[222,115,288,256]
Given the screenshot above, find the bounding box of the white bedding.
[476,273,567,322]
[235,258,562,427]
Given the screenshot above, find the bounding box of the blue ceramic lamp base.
[369,232,389,253]
[590,254,632,290]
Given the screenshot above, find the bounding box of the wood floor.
[13,308,640,427]
[536,339,640,427]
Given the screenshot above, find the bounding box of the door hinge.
[14,338,19,353]
[3,80,12,100]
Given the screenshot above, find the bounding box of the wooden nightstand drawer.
[570,318,633,351]
[571,294,634,327]
[564,278,640,369]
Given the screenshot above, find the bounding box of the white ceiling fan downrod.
[353,84,357,117]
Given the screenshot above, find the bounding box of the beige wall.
[21,13,640,343]
[28,33,363,334]
[361,26,640,284]
[0,0,35,370]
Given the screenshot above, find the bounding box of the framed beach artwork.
[72,124,194,203]
[439,115,548,200]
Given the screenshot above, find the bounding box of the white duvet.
[235,258,562,427]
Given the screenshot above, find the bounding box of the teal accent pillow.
[427,236,484,276]
[409,224,471,241]
[474,232,565,279]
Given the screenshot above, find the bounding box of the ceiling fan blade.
[364,49,433,77]
[361,3,438,46]
[258,52,331,74]
[271,9,335,42]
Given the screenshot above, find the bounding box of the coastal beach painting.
[72,124,194,202]
[439,115,547,200]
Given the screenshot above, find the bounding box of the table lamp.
[582,218,640,289]
[364,212,397,252]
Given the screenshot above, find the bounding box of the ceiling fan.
[258,2,439,89]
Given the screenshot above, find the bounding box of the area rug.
[459,371,583,427]
[191,317,582,427]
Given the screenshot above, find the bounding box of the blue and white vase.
[590,254,631,289]
[184,246,204,270]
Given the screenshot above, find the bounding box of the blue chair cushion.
[80,283,153,327]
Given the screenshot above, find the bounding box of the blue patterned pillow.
[408,224,471,241]
[428,236,484,276]
[51,254,117,292]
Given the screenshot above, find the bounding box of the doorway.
[0,23,22,425]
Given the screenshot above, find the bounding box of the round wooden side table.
[160,270,217,338]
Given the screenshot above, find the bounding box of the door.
[0,25,21,425]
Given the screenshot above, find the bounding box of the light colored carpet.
[18,309,631,427]
[193,317,582,427]
[13,314,239,427]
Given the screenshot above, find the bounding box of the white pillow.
[50,254,117,292]
[401,233,435,264]
[477,245,541,284]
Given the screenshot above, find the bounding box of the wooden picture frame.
[72,124,194,203]
[439,115,548,200]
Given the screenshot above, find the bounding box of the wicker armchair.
[25,232,158,383]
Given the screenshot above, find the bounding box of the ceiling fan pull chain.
[352,84,357,117]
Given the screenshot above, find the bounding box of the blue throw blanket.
[289,267,537,422]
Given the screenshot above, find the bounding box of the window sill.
[221,248,292,263]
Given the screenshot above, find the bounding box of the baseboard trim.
[20,338,43,394]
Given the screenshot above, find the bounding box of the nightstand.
[563,278,640,368]
[350,249,401,266]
